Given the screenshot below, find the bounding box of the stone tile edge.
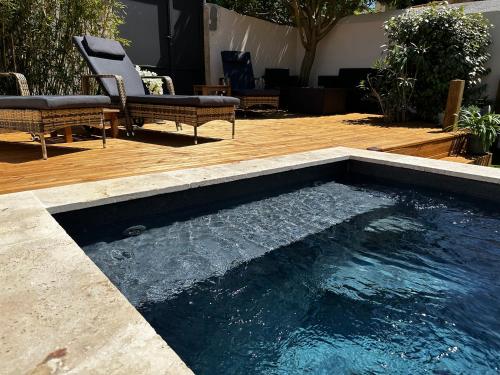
[340,147,500,184]
[0,192,194,374]
[30,146,500,214]
[37,150,351,214]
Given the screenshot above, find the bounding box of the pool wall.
[1,146,500,374]
[55,159,500,246]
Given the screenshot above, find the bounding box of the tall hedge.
[0,0,126,95]
[384,6,492,121]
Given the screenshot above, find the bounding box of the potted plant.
[458,105,500,155]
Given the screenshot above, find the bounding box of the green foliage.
[208,0,372,27]
[382,5,492,122]
[459,105,500,150]
[378,0,436,9]
[0,0,126,95]
[361,43,425,122]
[208,0,292,25]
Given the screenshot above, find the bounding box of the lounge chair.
[0,72,109,159]
[221,51,280,110]
[74,35,239,144]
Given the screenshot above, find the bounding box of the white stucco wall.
[206,1,500,100]
[309,0,500,99]
[204,4,299,85]
[309,10,400,85]
[483,10,500,101]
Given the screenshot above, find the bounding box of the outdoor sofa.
[221,51,280,110]
[0,72,109,160]
[318,68,379,113]
[74,35,240,144]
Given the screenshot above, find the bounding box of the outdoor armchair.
[221,51,280,110]
[0,72,109,160]
[74,35,239,144]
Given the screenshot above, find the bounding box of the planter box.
[288,87,347,115]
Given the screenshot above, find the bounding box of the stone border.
[34,147,500,214]
[1,147,499,374]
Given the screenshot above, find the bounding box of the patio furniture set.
[0,36,280,159]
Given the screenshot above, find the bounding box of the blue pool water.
[83,180,500,374]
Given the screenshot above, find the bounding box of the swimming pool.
[56,163,500,374]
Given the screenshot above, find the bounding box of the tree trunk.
[298,43,317,87]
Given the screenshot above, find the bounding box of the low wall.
[310,11,396,86]
[204,4,299,85]
[311,0,500,100]
[206,1,500,100]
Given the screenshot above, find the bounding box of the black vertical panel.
[170,0,205,93]
[118,0,205,94]
[119,0,170,69]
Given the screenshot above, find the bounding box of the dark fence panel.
[119,0,205,94]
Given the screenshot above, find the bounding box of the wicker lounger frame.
[82,74,236,144]
[238,96,279,110]
[0,107,106,160]
[0,73,106,160]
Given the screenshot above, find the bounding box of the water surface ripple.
[84,181,500,374]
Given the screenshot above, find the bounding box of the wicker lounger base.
[126,103,236,144]
[0,108,105,159]
[238,96,279,110]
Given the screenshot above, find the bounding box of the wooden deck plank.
[0,113,457,195]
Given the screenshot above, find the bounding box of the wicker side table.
[193,85,232,96]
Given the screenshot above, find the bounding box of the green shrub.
[458,105,500,151]
[0,0,126,95]
[362,43,424,122]
[369,5,492,123]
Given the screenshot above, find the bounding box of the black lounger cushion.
[127,95,240,108]
[0,95,111,110]
[232,89,280,97]
[83,35,126,59]
[74,36,146,97]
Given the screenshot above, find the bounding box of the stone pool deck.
[1,147,500,374]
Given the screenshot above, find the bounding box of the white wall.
[483,10,500,101]
[206,1,500,100]
[310,11,400,86]
[204,4,299,85]
[309,0,500,99]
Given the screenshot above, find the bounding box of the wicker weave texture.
[238,96,279,110]
[127,103,235,127]
[0,108,104,133]
[0,72,30,96]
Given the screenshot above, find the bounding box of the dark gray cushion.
[74,36,146,97]
[83,35,126,59]
[127,95,240,107]
[0,95,111,110]
[233,89,280,97]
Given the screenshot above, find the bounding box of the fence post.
[442,79,465,132]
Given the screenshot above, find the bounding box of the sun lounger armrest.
[82,74,127,109]
[141,75,175,95]
[0,72,30,96]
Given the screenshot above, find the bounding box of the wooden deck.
[0,113,457,195]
